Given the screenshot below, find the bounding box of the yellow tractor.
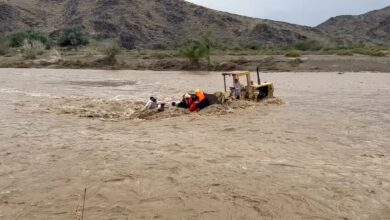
[222,67,274,101]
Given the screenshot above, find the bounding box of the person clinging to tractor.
[231,78,242,99]
[173,93,193,109]
[189,89,209,112]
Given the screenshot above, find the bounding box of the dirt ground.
[0,69,389,219]
[1,51,390,73]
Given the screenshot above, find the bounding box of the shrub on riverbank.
[58,27,89,48]
[285,50,301,57]
[351,47,386,57]
[295,40,323,51]
[22,40,46,60]
[0,36,9,56]
[179,39,208,64]
[102,40,121,58]
[8,30,48,48]
[336,50,354,56]
[179,33,214,67]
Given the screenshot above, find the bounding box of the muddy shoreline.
[1,54,390,73]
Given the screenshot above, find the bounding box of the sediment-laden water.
[0,69,389,219]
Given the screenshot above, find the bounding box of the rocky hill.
[317,6,390,45]
[0,0,329,49]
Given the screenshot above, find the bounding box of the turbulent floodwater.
[0,69,389,219]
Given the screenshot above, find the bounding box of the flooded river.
[0,69,389,219]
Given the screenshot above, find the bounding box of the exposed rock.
[1,0,329,49]
[3,1,389,48]
[318,6,390,45]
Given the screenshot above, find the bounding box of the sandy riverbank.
[2,53,390,73]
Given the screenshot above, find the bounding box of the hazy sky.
[185,0,390,26]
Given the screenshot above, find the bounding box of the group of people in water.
[174,89,210,112]
[143,89,210,113]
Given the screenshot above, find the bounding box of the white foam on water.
[0,88,60,99]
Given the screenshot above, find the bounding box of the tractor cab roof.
[222,71,251,77]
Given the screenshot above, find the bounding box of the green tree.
[295,40,322,51]
[8,30,48,48]
[179,39,208,64]
[58,26,89,48]
[179,33,215,66]
[202,32,215,70]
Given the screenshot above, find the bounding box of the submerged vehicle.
[221,66,274,101]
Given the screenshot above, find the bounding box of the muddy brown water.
[0,69,389,219]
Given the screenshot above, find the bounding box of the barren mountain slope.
[0,0,329,48]
[317,6,390,45]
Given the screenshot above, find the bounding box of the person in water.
[174,93,193,109]
[157,103,166,112]
[143,97,158,110]
[189,89,209,112]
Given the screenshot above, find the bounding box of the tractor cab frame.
[222,67,274,101]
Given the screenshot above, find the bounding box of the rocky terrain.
[318,6,390,45]
[0,0,329,49]
[1,1,389,49]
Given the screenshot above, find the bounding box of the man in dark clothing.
[173,93,193,109]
